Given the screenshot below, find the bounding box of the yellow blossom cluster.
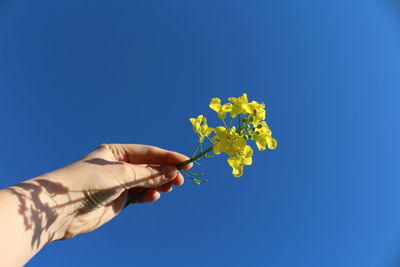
[188,93,277,178]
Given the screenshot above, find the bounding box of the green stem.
[228,117,233,129]
[192,143,201,158]
[221,118,228,129]
[206,135,216,144]
[176,145,214,170]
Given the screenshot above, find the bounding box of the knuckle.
[119,163,135,184]
[97,143,111,151]
[98,143,109,149]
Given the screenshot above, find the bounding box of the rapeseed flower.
[178,93,277,181]
[189,115,213,143]
[227,145,253,177]
[251,121,277,151]
[209,98,233,119]
[212,126,246,155]
[248,101,266,124]
[228,93,252,118]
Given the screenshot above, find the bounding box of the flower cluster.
[178,93,277,182]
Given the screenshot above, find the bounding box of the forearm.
[0,174,75,266]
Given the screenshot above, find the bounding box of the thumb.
[122,164,178,189]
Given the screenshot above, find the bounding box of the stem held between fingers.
[176,146,213,170]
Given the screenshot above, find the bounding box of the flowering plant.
[177,93,277,183]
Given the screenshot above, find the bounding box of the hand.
[28,144,191,240]
[61,144,191,238]
[0,144,192,266]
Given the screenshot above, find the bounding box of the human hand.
[37,144,191,239]
[0,144,191,266]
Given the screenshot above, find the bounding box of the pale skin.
[0,144,192,267]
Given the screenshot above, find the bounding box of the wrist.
[8,173,78,244]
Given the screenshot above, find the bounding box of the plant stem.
[192,143,201,158]
[176,145,214,170]
[221,118,228,129]
[228,117,233,129]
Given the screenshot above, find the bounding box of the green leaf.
[191,178,208,185]
[186,171,204,177]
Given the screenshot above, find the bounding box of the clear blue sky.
[1,1,400,266]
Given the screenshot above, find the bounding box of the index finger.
[104,144,193,170]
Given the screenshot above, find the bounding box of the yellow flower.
[248,101,266,124]
[251,121,277,151]
[228,93,252,118]
[212,126,246,155]
[190,115,213,143]
[190,115,203,133]
[227,145,253,177]
[209,98,233,119]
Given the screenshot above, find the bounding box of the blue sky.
[1,1,400,266]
